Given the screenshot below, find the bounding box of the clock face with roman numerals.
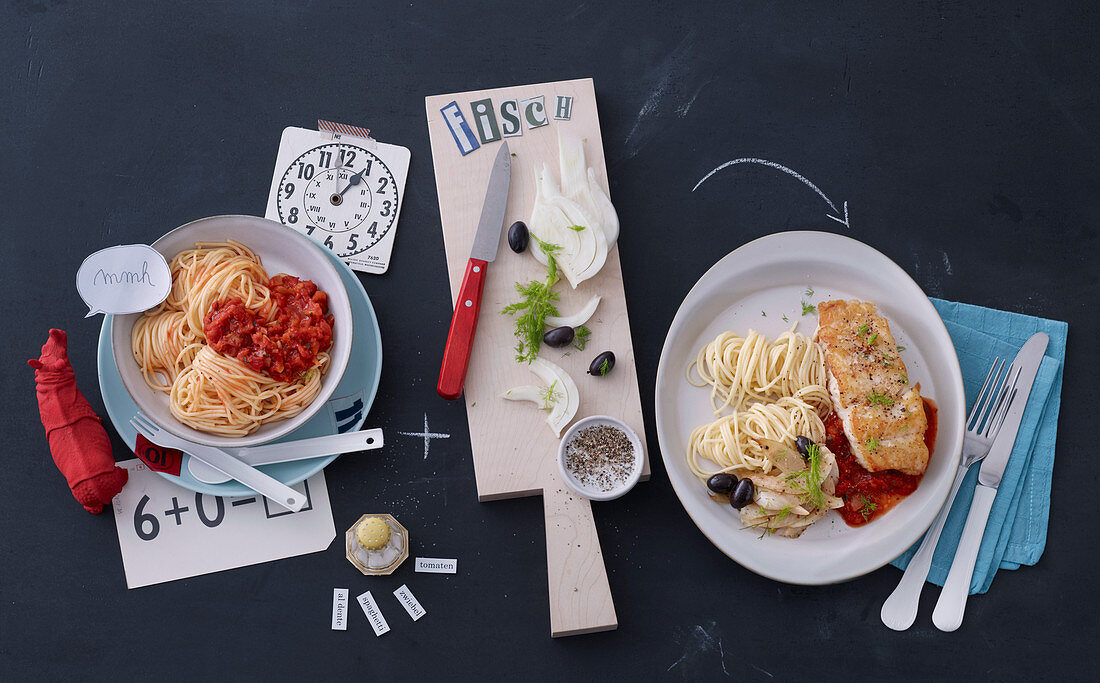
[275,142,399,257]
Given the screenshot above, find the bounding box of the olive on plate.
[730,478,755,509]
[588,351,615,377]
[543,326,575,348]
[507,221,529,253]
[795,435,812,458]
[706,473,736,496]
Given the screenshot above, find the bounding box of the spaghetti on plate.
[686,327,839,537]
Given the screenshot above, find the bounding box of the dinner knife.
[436,141,511,400]
[931,331,1049,632]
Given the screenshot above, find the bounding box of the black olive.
[543,326,575,348]
[795,435,812,458]
[507,221,529,253]
[730,478,755,509]
[588,351,615,377]
[707,473,736,495]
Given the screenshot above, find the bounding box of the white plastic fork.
[129,412,305,512]
[880,358,1020,631]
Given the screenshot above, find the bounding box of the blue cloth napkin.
[889,299,1067,594]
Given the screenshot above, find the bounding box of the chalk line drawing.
[398,413,451,460]
[692,158,850,228]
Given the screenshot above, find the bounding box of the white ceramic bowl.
[558,415,645,501]
[655,231,965,584]
[110,215,353,448]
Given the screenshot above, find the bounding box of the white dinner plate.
[655,231,965,584]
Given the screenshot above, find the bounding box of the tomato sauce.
[827,399,938,526]
[203,274,334,382]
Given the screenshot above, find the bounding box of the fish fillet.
[816,300,929,475]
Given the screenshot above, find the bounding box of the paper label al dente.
[332,588,348,631]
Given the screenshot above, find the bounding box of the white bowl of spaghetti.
[110,215,354,448]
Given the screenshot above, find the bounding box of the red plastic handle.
[437,258,488,400]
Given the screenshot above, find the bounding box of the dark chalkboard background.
[2,1,1097,678]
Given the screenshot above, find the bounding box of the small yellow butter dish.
[345,514,408,576]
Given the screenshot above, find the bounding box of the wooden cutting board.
[425,78,649,637]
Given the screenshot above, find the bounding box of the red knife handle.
[437,258,488,400]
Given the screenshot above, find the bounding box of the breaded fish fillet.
[816,300,929,475]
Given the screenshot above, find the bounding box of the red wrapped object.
[28,329,127,513]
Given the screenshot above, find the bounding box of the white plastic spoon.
[187,428,384,484]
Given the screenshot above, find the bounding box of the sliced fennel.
[501,385,544,404]
[558,131,619,245]
[585,167,619,245]
[545,294,601,329]
[499,357,579,437]
[527,132,618,289]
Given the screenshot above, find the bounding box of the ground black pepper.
[564,425,636,491]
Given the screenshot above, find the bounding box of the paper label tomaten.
[414,557,457,574]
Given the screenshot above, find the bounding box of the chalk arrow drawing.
[692,158,850,228]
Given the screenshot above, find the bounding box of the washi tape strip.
[317,119,373,140]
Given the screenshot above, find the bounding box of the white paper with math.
[111,459,334,588]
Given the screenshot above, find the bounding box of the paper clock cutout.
[265,126,410,274]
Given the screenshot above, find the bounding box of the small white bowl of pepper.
[558,415,644,501]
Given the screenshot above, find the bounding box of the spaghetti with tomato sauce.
[204,275,333,382]
[131,240,336,437]
[826,399,938,525]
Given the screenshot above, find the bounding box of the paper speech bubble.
[76,244,171,317]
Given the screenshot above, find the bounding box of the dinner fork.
[129,412,305,512]
[880,358,1019,630]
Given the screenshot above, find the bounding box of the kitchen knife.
[931,331,1049,632]
[437,142,511,400]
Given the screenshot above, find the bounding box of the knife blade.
[437,142,512,400]
[932,331,1049,632]
[976,332,1049,488]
